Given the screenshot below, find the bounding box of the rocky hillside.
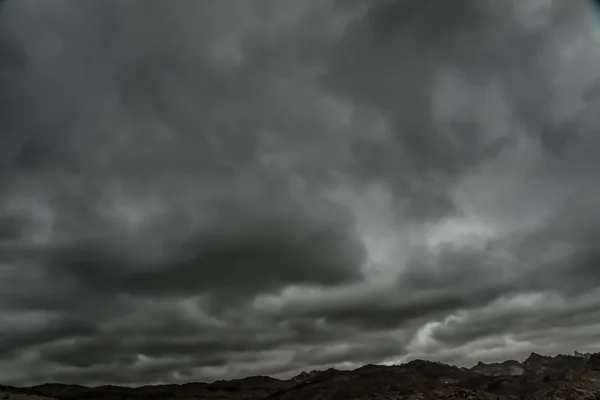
[0,393,57,400]
[3,351,600,400]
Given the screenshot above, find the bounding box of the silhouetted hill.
[3,351,600,399]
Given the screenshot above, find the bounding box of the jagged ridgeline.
[1,351,600,400]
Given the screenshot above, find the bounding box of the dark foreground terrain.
[2,352,600,400]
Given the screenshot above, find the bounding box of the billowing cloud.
[1,0,600,387]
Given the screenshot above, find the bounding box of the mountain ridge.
[2,351,600,399]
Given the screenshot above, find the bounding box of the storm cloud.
[1,0,600,387]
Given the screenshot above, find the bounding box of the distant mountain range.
[2,351,600,400]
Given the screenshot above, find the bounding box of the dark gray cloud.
[1,0,600,387]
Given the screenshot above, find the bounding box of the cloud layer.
[1,0,600,386]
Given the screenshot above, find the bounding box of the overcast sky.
[1,0,600,387]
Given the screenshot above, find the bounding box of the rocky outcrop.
[523,352,552,371]
[574,351,592,360]
[290,369,330,383]
[587,353,600,371]
[472,351,592,378]
[471,359,525,376]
